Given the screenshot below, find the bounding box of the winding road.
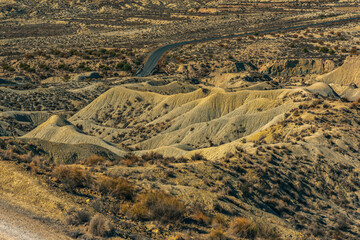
[136,16,360,77]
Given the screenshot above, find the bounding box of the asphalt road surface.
[136,16,360,77]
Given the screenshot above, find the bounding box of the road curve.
[136,16,360,77]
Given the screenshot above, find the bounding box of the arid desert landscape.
[1,0,360,239]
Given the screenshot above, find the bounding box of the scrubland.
[0,0,360,239]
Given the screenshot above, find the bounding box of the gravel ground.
[0,201,69,240]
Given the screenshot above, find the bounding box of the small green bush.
[319,47,329,53]
[122,63,132,71]
[116,62,132,71]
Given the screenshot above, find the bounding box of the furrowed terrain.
[0,0,360,240]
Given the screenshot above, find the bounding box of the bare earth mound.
[319,56,360,86]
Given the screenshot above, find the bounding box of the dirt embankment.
[0,201,69,240]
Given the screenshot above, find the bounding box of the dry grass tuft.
[227,217,281,240]
[86,155,106,166]
[97,176,135,200]
[122,155,141,167]
[129,191,185,223]
[209,227,227,240]
[52,165,91,190]
[88,214,113,237]
[228,217,258,239]
[66,209,91,226]
[191,210,212,226]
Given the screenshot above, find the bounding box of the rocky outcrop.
[260,58,336,76]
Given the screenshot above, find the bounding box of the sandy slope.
[319,56,360,86]
[21,115,127,157]
[0,201,69,240]
[22,82,346,159]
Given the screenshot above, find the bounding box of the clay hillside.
[0,0,360,240]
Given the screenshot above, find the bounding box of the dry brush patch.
[88,214,114,237]
[86,155,106,166]
[52,165,92,191]
[97,176,135,200]
[127,190,186,223]
[227,217,281,240]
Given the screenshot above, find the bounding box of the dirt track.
[0,201,69,240]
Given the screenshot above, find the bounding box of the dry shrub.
[52,165,91,190]
[141,152,163,161]
[227,217,281,240]
[209,227,227,240]
[97,176,135,200]
[336,214,352,231]
[129,191,185,222]
[2,149,15,160]
[122,155,141,167]
[28,160,40,173]
[91,198,105,213]
[228,217,258,239]
[191,153,206,161]
[24,53,34,59]
[350,47,358,55]
[66,209,91,226]
[88,214,113,237]
[191,210,212,226]
[28,155,45,173]
[86,155,106,166]
[212,214,227,227]
[20,152,33,163]
[0,139,6,149]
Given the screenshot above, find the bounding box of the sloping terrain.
[6,89,360,239]
[67,86,308,156]
[25,79,357,161]
[0,0,211,19]
[21,115,127,157]
[319,56,360,86]
[260,58,337,77]
[337,83,360,101]
[0,157,81,229]
[0,200,70,240]
[0,111,51,136]
[135,89,300,151]
[0,3,359,238]
[0,84,109,113]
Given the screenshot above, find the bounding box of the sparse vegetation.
[227,217,281,239]
[66,209,91,226]
[129,191,185,222]
[97,176,135,200]
[52,165,91,190]
[1,1,360,239]
[88,214,114,237]
[86,155,106,166]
